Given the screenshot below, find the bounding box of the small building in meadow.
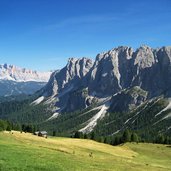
[34,131,39,135]
[34,131,47,138]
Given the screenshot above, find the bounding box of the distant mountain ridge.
[0,63,52,96]
[0,63,51,82]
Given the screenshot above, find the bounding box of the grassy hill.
[0,131,171,171]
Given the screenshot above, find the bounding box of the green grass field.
[0,131,171,171]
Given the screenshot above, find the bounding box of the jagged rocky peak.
[41,45,171,99]
[89,46,134,96]
[0,63,16,68]
[62,57,94,89]
[0,63,52,82]
[157,46,171,66]
[133,45,156,69]
[1,64,35,74]
[42,70,59,97]
[42,57,94,97]
[96,46,133,61]
[161,46,171,55]
[109,46,133,59]
[66,57,94,78]
[0,64,19,74]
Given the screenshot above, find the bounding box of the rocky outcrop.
[109,86,148,112]
[38,58,94,113]
[131,46,171,97]
[42,57,93,97]
[88,46,134,96]
[87,45,171,98]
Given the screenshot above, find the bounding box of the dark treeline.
[1,118,171,146]
[72,129,171,146]
[0,119,12,131]
[0,119,38,133]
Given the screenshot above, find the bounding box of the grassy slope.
[0,132,171,171]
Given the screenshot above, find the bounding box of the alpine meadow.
[0,0,171,171]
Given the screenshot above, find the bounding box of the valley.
[1,46,171,142]
[1,1,171,170]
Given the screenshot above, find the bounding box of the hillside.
[3,92,169,141]
[0,131,171,171]
[23,45,171,137]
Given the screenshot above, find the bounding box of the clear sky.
[0,0,171,71]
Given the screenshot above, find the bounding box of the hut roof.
[39,131,47,135]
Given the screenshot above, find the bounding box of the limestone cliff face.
[35,46,171,113]
[40,57,94,112]
[87,45,171,98]
[109,86,148,112]
[88,46,134,96]
[42,57,94,97]
[131,46,171,97]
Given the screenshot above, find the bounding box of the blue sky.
[0,0,171,71]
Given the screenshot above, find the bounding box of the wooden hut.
[34,131,47,138]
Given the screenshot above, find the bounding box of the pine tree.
[98,136,104,143]
[0,120,7,131]
[90,132,96,140]
[104,137,111,144]
[15,123,22,131]
[74,131,80,138]
[164,136,168,144]
[156,134,165,144]
[83,134,88,139]
[113,136,121,145]
[6,125,12,131]
[131,133,139,143]
[53,130,56,136]
[74,131,83,138]
[122,129,131,143]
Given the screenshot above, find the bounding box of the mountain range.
[25,45,171,136]
[0,64,51,96]
[1,45,171,138]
